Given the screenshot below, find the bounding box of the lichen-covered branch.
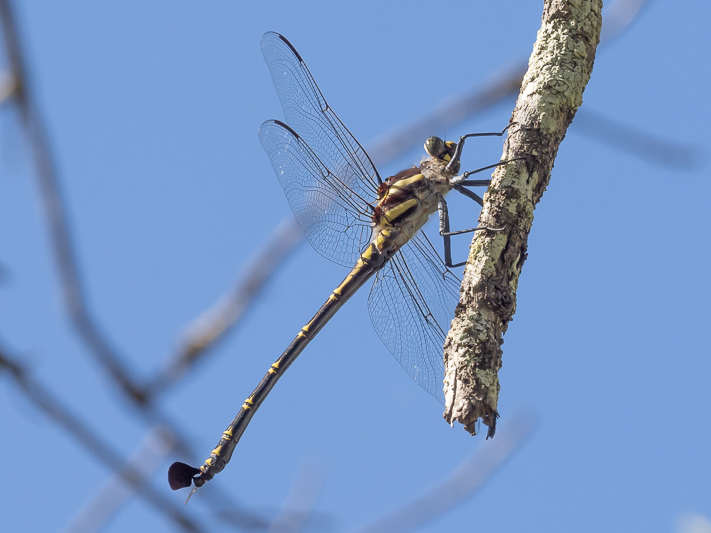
[443,0,603,435]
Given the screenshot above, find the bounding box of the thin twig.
[0,345,204,533]
[352,411,536,533]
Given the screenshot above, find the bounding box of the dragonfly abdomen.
[170,228,404,494]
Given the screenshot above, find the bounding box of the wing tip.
[261,31,304,63]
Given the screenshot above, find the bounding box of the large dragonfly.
[169,32,514,501]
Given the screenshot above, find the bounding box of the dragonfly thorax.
[372,159,454,251]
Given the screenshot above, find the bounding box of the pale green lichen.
[478,370,498,390]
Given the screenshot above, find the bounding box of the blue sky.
[1,1,710,532]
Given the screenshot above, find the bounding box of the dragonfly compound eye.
[424,136,445,158]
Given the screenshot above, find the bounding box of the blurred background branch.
[0,342,203,533]
[0,0,277,528]
[353,411,536,533]
[1,0,145,402]
[62,426,177,533]
[0,68,15,103]
[267,461,328,533]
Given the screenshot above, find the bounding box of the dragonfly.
[169,32,516,502]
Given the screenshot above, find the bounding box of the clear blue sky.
[1,1,710,532]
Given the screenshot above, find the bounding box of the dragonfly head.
[424,136,459,172]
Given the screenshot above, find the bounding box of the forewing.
[259,120,374,266]
[260,32,381,206]
[367,233,461,404]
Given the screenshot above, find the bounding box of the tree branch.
[443,0,603,435]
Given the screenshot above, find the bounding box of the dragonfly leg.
[438,194,459,267]
[438,194,504,268]
[439,193,507,268]
[445,123,517,173]
[451,157,527,186]
[443,226,505,237]
[454,185,484,207]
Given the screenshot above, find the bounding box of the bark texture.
[443,0,603,435]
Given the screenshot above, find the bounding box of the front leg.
[451,156,527,186]
[445,124,517,173]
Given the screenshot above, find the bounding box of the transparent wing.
[367,233,461,404]
[261,32,460,402]
[260,32,382,264]
[259,120,375,266]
